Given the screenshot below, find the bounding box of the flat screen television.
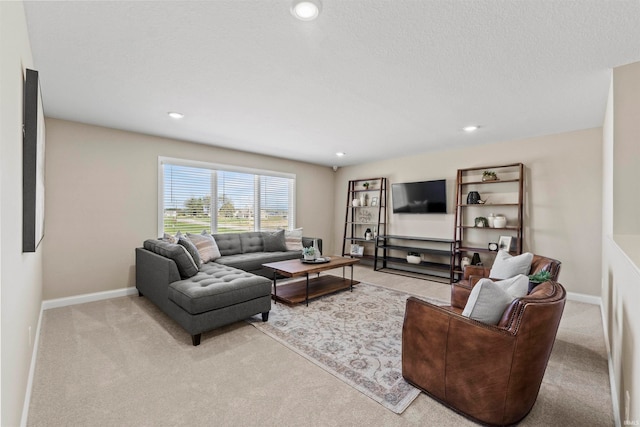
[391,179,447,214]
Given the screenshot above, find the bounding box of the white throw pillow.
[285,228,303,251]
[187,232,221,263]
[489,250,533,279]
[462,275,529,325]
[492,274,529,298]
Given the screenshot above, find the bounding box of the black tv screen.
[391,179,447,214]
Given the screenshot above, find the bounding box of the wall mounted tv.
[391,179,447,214]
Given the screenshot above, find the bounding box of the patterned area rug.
[248,282,446,414]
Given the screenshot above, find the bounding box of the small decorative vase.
[352,198,360,207]
[364,228,372,240]
[466,191,480,204]
[488,213,495,228]
[360,194,367,206]
[406,254,421,264]
[493,215,507,228]
[471,252,482,266]
[461,257,471,270]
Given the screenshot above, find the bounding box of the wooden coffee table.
[262,257,360,306]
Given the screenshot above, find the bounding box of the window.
[159,157,295,235]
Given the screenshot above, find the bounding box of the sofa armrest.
[135,248,180,303]
[302,237,322,254]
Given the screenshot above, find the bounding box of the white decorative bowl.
[493,216,507,228]
[406,255,421,264]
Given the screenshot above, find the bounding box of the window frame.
[157,156,296,237]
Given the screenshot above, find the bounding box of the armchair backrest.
[529,254,561,281]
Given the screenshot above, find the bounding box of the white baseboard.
[566,291,602,305]
[42,286,138,310]
[20,305,43,427]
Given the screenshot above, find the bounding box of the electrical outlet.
[28,326,32,347]
[626,390,631,422]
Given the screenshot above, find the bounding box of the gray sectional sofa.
[135,231,321,346]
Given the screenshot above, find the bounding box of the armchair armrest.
[463,265,490,279]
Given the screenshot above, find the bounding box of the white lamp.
[291,0,321,21]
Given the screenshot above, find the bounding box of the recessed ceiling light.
[168,112,184,119]
[291,0,321,21]
[336,152,345,157]
[463,125,479,132]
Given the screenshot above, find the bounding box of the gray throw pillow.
[178,236,202,267]
[263,230,288,252]
[143,239,198,278]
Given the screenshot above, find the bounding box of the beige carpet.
[27,266,614,426]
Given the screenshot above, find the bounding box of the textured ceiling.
[23,1,640,167]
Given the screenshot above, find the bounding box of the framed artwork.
[498,236,512,252]
[23,68,46,252]
[370,197,378,207]
[350,244,364,256]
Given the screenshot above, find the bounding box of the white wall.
[602,61,640,425]
[42,119,336,299]
[334,128,603,296]
[0,2,44,426]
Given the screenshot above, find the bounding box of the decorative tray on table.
[301,257,331,264]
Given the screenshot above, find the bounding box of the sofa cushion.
[263,230,287,252]
[143,239,198,279]
[211,233,242,256]
[214,251,301,272]
[462,275,529,324]
[489,250,533,279]
[168,264,271,315]
[240,232,264,253]
[285,228,303,251]
[187,232,221,263]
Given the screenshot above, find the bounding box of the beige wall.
[602,61,640,424]
[0,2,45,426]
[333,128,603,296]
[42,119,336,300]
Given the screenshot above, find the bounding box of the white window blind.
[160,158,295,235]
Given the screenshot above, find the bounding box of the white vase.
[493,216,507,228]
[352,199,360,207]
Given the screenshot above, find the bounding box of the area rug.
[247,282,446,414]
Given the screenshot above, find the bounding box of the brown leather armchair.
[451,254,561,310]
[402,280,566,426]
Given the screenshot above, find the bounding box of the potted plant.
[302,246,316,261]
[474,216,489,227]
[406,252,421,264]
[528,271,552,293]
[363,182,370,190]
[482,171,498,181]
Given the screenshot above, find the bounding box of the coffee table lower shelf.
[272,275,360,305]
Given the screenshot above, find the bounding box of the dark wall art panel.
[23,68,45,252]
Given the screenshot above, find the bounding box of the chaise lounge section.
[136,231,321,345]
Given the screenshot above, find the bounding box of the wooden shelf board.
[377,245,451,257]
[272,275,360,305]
